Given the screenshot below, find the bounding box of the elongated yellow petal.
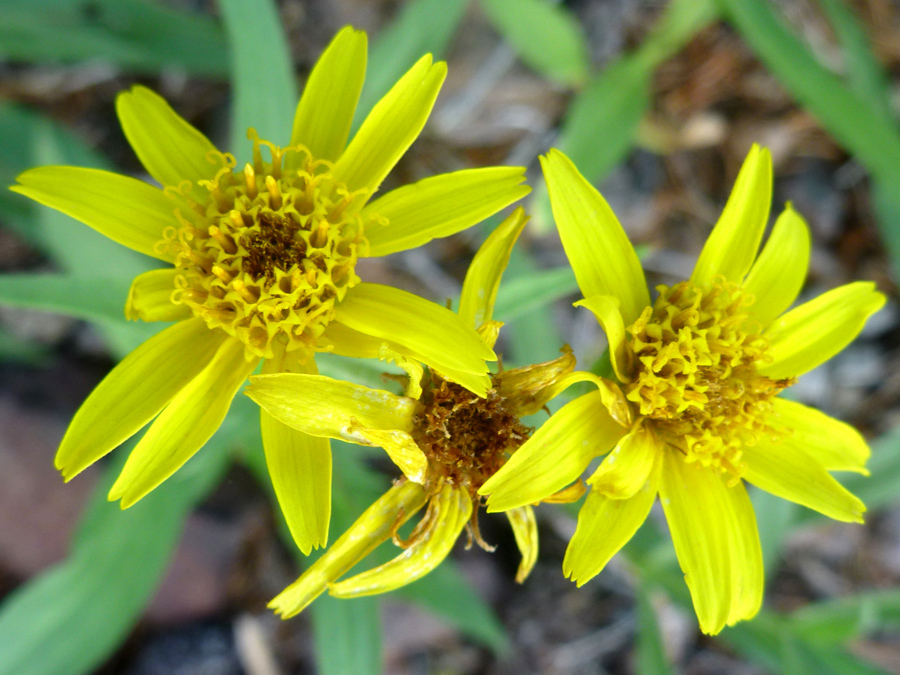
[333,55,446,196]
[506,506,538,583]
[457,207,528,329]
[109,338,258,507]
[116,85,219,189]
[759,282,885,379]
[691,145,773,287]
[480,390,628,512]
[742,204,810,326]
[659,452,763,635]
[246,372,417,441]
[496,348,577,416]
[574,294,632,382]
[742,438,865,523]
[291,27,367,162]
[329,484,472,597]
[563,453,660,585]
[270,480,427,618]
[125,268,191,322]
[260,358,330,556]
[350,427,428,484]
[588,424,658,499]
[56,318,224,479]
[771,398,869,473]
[333,283,494,395]
[540,149,649,325]
[12,167,175,261]
[363,168,529,258]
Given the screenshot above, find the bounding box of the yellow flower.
[479,146,886,635]
[246,208,599,617]
[10,27,529,554]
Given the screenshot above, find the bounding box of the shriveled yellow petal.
[12,167,175,261]
[108,338,258,507]
[246,372,417,441]
[563,453,660,585]
[542,481,587,504]
[363,169,529,258]
[56,318,224,480]
[759,282,886,379]
[574,294,632,382]
[742,438,865,523]
[457,207,528,329]
[350,427,428,484]
[329,484,472,597]
[291,26,367,162]
[506,506,538,583]
[742,204,810,327]
[116,85,219,189]
[771,398,870,473]
[540,148,649,325]
[691,145,773,287]
[125,268,191,322]
[496,347,577,417]
[480,390,628,512]
[588,424,658,499]
[659,452,763,635]
[260,358,331,556]
[333,55,446,196]
[333,283,494,395]
[270,480,427,618]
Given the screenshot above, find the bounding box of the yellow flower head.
[479,146,886,635]
[10,27,529,555]
[246,209,594,618]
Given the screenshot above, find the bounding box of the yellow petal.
[457,207,528,329]
[506,506,538,583]
[742,438,865,523]
[125,268,191,322]
[771,398,870,473]
[246,372,417,441]
[563,454,660,585]
[291,27,367,162]
[758,282,886,379]
[742,204,811,327]
[109,337,258,507]
[659,451,763,635]
[588,424,658,499]
[329,484,472,597]
[270,480,427,618]
[496,347,577,416]
[260,358,330,556]
[12,167,175,261]
[480,390,628,512]
[349,426,428,484]
[333,282,494,395]
[55,318,224,480]
[116,85,219,189]
[363,168,529,258]
[540,148,649,325]
[574,294,633,382]
[332,55,446,196]
[691,145,773,287]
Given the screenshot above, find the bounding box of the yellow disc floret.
[624,279,794,478]
[158,131,371,360]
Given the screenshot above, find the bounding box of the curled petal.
[506,506,539,583]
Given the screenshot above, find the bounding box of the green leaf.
[312,595,382,675]
[0,395,255,675]
[479,0,590,86]
[0,328,47,363]
[0,274,128,324]
[218,0,298,156]
[751,487,797,575]
[635,584,674,675]
[504,246,565,365]
[790,588,900,644]
[494,266,578,323]
[353,0,469,129]
[0,0,228,76]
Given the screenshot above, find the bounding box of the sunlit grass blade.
[636,584,674,675]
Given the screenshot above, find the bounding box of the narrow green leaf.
[218,0,298,156]
[479,0,590,86]
[0,274,128,325]
[494,266,578,323]
[0,328,48,363]
[751,487,797,575]
[312,595,382,675]
[635,584,674,675]
[353,0,469,129]
[504,246,564,365]
[791,588,896,644]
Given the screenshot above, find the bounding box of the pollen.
[624,279,794,478]
[158,130,372,360]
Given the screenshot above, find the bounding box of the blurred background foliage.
[0,0,898,673]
